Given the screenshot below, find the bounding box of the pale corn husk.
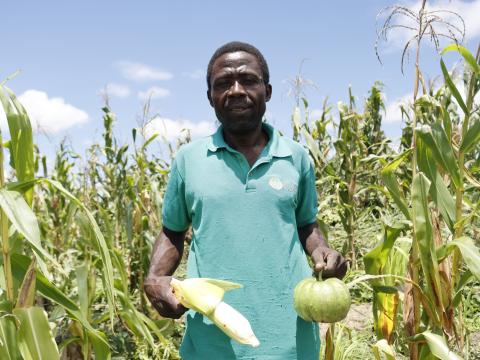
[170,277,260,347]
[211,301,260,347]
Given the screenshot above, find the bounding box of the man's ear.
[207,90,213,107]
[265,84,272,102]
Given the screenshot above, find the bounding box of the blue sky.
[1,0,479,162]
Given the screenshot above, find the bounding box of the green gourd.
[293,275,351,323]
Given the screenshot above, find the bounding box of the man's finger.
[314,255,326,273]
[321,253,338,276]
[336,259,348,279]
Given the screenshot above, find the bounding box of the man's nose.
[228,80,246,96]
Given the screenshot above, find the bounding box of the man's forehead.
[212,51,261,74]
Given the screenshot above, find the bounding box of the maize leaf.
[416,136,456,232]
[0,189,55,276]
[13,307,60,360]
[411,331,462,360]
[442,44,480,74]
[439,237,480,281]
[11,254,111,359]
[415,124,461,190]
[364,223,404,343]
[459,118,480,154]
[440,59,468,115]
[8,178,116,329]
[411,173,443,325]
[381,150,411,220]
[0,316,21,360]
[0,85,34,206]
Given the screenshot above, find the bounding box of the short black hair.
[206,41,270,90]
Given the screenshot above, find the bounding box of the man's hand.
[144,276,188,319]
[298,223,348,280]
[310,246,348,279]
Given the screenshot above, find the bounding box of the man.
[144,41,347,359]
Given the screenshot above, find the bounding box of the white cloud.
[101,83,130,98]
[377,0,480,53]
[117,61,173,82]
[144,116,215,142]
[137,86,170,101]
[0,90,88,134]
[384,93,413,123]
[435,0,480,40]
[182,69,205,80]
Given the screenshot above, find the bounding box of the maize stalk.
[170,277,260,347]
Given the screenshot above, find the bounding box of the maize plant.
[0,80,176,359]
[0,80,117,359]
[377,44,480,359]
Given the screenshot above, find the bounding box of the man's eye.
[213,80,231,90]
[241,77,262,88]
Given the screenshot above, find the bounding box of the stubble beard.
[216,107,266,136]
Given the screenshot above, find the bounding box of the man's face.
[207,51,272,135]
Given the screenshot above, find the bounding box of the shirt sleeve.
[162,160,191,231]
[295,159,318,227]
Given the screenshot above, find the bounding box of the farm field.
[1,2,480,359]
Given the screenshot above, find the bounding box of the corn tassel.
[170,277,260,347]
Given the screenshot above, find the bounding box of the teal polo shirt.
[162,123,320,360]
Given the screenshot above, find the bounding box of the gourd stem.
[314,270,323,281]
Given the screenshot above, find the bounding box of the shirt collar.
[207,122,292,158]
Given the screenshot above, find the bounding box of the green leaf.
[142,133,159,150]
[415,124,461,190]
[412,172,443,324]
[8,178,116,328]
[364,223,405,342]
[412,331,462,360]
[440,59,468,115]
[364,223,406,278]
[416,135,456,232]
[13,307,60,360]
[450,237,480,281]
[0,189,55,275]
[111,249,169,348]
[76,264,89,317]
[11,254,111,359]
[452,270,473,307]
[435,236,480,281]
[116,291,155,348]
[381,150,411,219]
[0,316,22,360]
[459,118,480,154]
[442,44,480,74]
[0,85,35,206]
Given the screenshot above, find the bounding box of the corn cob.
[170,277,260,347]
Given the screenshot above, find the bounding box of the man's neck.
[222,124,269,167]
[222,124,268,152]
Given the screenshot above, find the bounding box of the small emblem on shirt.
[269,176,283,190]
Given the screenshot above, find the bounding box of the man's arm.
[298,222,348,279]
[144,226,188,318]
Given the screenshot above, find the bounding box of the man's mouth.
[226,104,252,111]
